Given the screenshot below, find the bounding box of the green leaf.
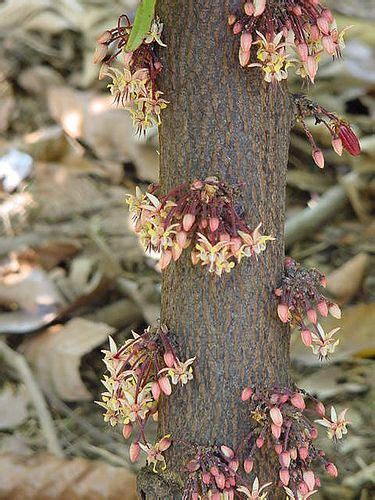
[125,0,156,52]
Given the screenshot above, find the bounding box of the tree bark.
[138,1,293,498]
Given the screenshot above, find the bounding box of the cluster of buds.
[97,324,194,469]
[275,258,341,360]
[184,446,271,499]
[294,94,361,168]
[240,386,350,498]
[126,177,274,276]
[94,15,168,133]
[228,1,349,84]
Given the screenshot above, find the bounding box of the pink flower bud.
[158,436,172,452]
[310,25,320,41]
[233,22,243,35]
[270,406,283,427]
[220,232,230,242]
[209,217,220,232]
[183,213,195,231]
[192,493,199,500]
[187,460,200,472]
[210,465,219,477]
[275,444,283,455]
[212,493,221,500]
[279,451,291,468]
[317,300,329,317]
[315,476,321,487]
[317,16,330,35]
[326,462,338,477]
[291,393,305,410]
[254,0,266,17]
[310,427,318,440]
[129,442,140,462]
[293,5,302,15]
[163,351,175,368]
[221,445,234,459]
[279,394,289,404]
[160,250,172,270]
[122,423,132,439]
[230,236,242,252]
[303,470,315,491]
[228,14,236,26]
[229,459,239,472]
[298,446,308,460]
[322,8,334,23]
[93,43,108,64]
[244,458,254,473]
[215,473,226,490]
[307,56,319,83]
[151,381,161,400]
[312,148,324,168]
[298,482,309,495]
[332,136,343,156]
[279,468,290,486]
[172,245,183,262]
[202,472,212,484]
[158,376,172,396]
[256,436,264,448]
[338,123,361,156]
[301,329,312,347]
[241,387,253,401]
[200,218,208,229]
[290,448,297,460]
[244,2,254,16]
[239,48,251,67]
[307,308,318,324]
[322,35,335,55]
[240,32,253,51]
[277,303,289,323]
[297,42,308,62]
[316,402,326,417]
[176,230,188,247]
[97,30,112,44]
[329,303,341,319]
[272,423,282,439]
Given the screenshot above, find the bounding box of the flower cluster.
[275,257,341,360]
[94,15,167,133]
[97,324,194,468]
[126,177,274,276]
[184,445,271,499]
[229,1,349,84]
[240,386,350,498]
[294,94,361,168]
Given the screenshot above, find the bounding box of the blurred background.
[0,0,373,498]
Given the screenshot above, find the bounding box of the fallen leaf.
[327,253,370,302]
[0,385,29,430]
[0,452,137,500]
[17,239,82,270]
[0,266,65,334]
[21,318,115,401]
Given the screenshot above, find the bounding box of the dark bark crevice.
[139,1,292,498]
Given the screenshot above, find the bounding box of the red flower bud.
[241,387,253,401]
[316,402,326,417]
[279,468,290,486]
[326,462,338,477]
[338,124,361,156]
[244,458,254,473]
[301,329,312,347]
[270,407,283,426]
[122,423,132,439]
[129,442,140,462]
[291,393,305,410]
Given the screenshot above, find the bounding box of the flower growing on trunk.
[237,477,272,499]
[275,257,341,359]
[294,94,361,167]
[94,15,167,133]
[97,324,194,466]
[239,386,347,498]
[229,1,350,84]
[126,177,274,276]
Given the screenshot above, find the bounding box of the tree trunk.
[138,1,293,498]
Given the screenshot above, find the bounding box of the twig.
[0,340,63,457]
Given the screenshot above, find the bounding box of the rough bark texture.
[138,1,293,498]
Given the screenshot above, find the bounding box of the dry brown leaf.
[21,318,115,401]
[0,452,137,500]
[17,239,82,270]
[0,265,65,334]
[327,253,370,302]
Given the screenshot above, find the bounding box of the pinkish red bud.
[326,462,338,477]
[221,445,234,459]
[290,448,297,460]
[209,217,220,232]
[244,458,254,473]
[151,381,161,400]
[298,482,309,495]
[310,25,320,41]
[212,493,221,500]
[241,387,253,401]
[312,148,325,168]
[210,465,219,477]
[239,48,251,67]
[310,427,318,440]
[158,436,172,452]
[129,442,140,462]
[97,30,112,44]
[229,459,239,472]
[230,236,242,252]
[332,136,343,156]
[253,0,266,17]
[301,329,312,347]
[338,124,361,156]
[322,35,335,55]
[240,32,253,51]
[172,245,183,262]
[317,300,329,317]
[279,451,291,468]
[202,472,212,484]
[215,473,226,490]
[277,303,289,323]
[219,232,230,242]
[329,303,341,319]
[187,459,200,472]
[274,444,283,455]
[307,308,318,324]
[270,406,283,426]
[158,376,172,396]
[122,423,132,439]
[317,16,330,34]
[315,477,321,487]
[227,14,236,26]
[298,446,308,461]
[279,468,290,486]
[160,250,172,270]
[244,2,254,16]
[322,8,334,23]
[291,393,305,410]
[183,213,195,231]
[307,56,319,83]
[303,470,315,491]
[164,351,175,368]
[292,5,302,15]
[176,230,188,247]
[233,22,243,35]
[297,42,308,62]
[316,402,326,417]
[93,43,108,64]
[256,436,264,448]
[271,423,282,439]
